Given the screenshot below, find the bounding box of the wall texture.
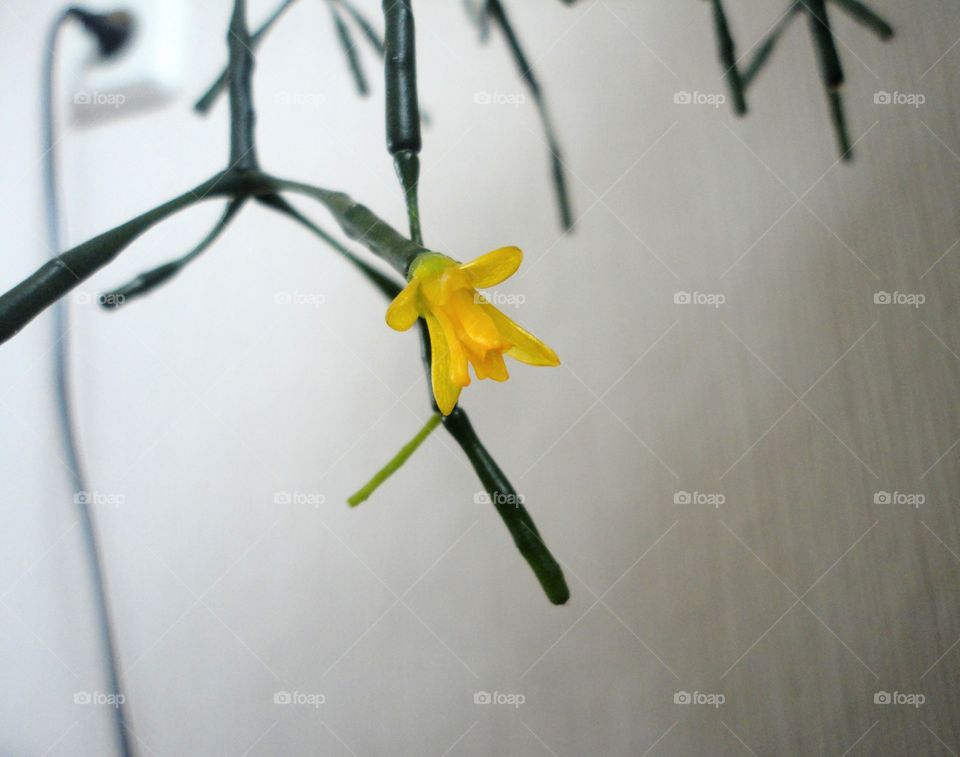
[1,0,959,754]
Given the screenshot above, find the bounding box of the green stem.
[486,0,573,231]
[256,193,403,299]
[326,0,369,96]
[710,0,747,115]
[442,408,570,605]
[829,0,893,40]
[101,196,246,308]
[269,176,428,275]
[0,170,250,345]
[742,1,801,88]
[228,0,259,168]
[348,413,441,506]
[195,0,300,114]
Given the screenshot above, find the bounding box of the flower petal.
[470,348,510,382]
[385,281,420,331]
[459,246,523,288]
[425,314,461,415]
[433,307,471,387]
[449,289,505,351]
[485,306,560,366]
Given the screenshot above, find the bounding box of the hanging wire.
[41,9,135,756]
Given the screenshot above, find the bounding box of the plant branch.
[337,0,386,56]
[100,197,246,308]
[742,2,801,88]
[0,171,252,345]
[486,0,573,231]
[327,0,369,96]
[228,0,259,168]
[348,413,442,506]
[270,176,428,276]
[710,0,747,115]
[256,193,403,299]
[830,0,893,40]
[196,0,300,114]
[382,0,570,605]
[443,408,571,605]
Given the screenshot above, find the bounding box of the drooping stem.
[742,1,801,88]
[327,0,369,96]
[486,0,574,231]
[806,0,844,89]
[348,413,442,506]
[443,408,571,605]
[710,0,747,115]
[101,197,246,308]
[829,0,893,40]
[380,0,570,605]
[804,0,852,160]
[337,0,386,56]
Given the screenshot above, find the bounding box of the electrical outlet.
[69,0,190,125]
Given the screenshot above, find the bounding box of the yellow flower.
[386,246,560,415]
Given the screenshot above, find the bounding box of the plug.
[66,7,136,59]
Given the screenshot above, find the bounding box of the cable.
[42,9,135,757]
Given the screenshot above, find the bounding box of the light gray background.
[2,0,959,754]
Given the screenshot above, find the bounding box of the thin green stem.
[326,0,369,96]
[742,2,801,88]
[710,0,747,115]
[336,0,386,56]
[486,0,573,231]
[829,0,893,40]
[348,413,442,506]
[101,197,246,308]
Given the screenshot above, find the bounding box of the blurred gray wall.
[2,0,959,754]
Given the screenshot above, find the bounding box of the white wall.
[2,0,960,754]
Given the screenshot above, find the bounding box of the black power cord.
[42,8,135,757]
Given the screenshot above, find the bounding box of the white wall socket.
[68,0,190,125]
